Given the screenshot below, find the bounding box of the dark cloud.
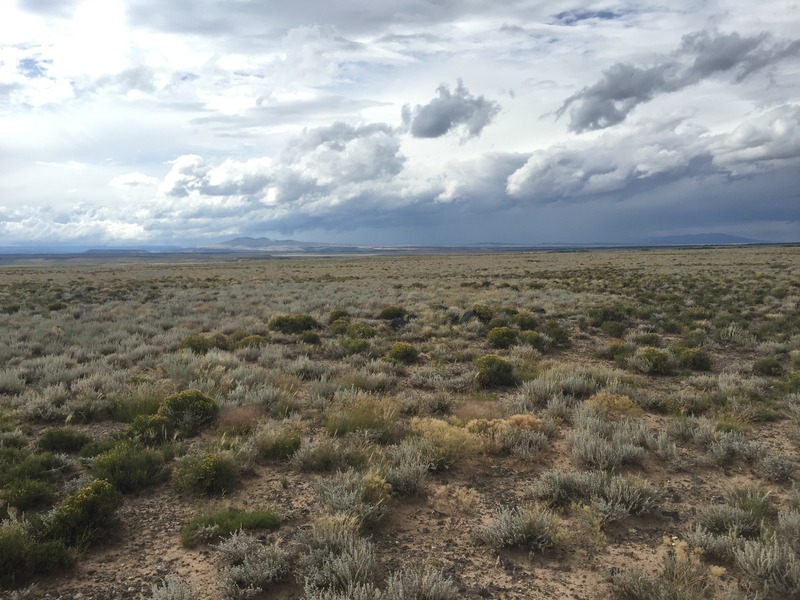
[557,30,800,132]
[402,80,500,139]
[553,9,626,25]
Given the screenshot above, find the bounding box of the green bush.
[46,479,123,546]
[328,308,351,324]
[329,317,351,336]
[487,327,517,349]
[340,338,370,355]
[475,355,516,388]
[471,304,495,323]
[753,357,784,376]
[37,427,92,454]
[387,342,419,364]
[346,322,377,339]
[627,347,674,375]
[127,413,174,445]
[599,321,626,338]
[542,321,570,348]
[157,389,217,436]
[172,452,239,497]
[233,334,267,349]
[269,314,321,334]
[1,477,55,511]
[379,305,406,320]
[511,312,538,331]
[672,346,712,371]
[92,443,165,494]
[180,508,280,548]
[519,330,548,351]
[109,395,161,423]
[0,521,74,588]
[178,334,212,354]
[255,422,303,460]
[300,331,321,344]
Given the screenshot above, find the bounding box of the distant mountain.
[200,236,375,254]
[640,233,764,246]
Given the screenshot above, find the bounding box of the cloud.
[557,30,800,132]
[510,104,800,203]
[110,172,159,189]
[711,104,800,174]
[16,0,81,18]
[553,9,627,26]
[402,80,500,140]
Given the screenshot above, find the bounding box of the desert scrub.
[268,314,321,334]
[625,347,675,375]
[127,413,174,445]
[0,519,74,588]
[150,576,199,600]
[753,356,784,376]
[384,567,458,600]
[314,470,391,530]
[408,417,481,470]
[378,305,406,320]
[92,442,165,494]
[584,392,643,420]
[530,469,657,523]
[177,333,228,354]
[291,438,368,473]
[734,538,800,596]
[323,395,400,443]
[180,507,280,548]
[568,408,652,471]
[481,505,563,555]
[611,538,725,600]
[670,346,712,371]
[217,531,292,599]
[487,327,517,349]
[385,342,418,364]
[295,515,379,592]
[45,478,122,546]
[474,355,516,388]
[381,437,435,496]
[345,322,378,339]
[37,427,92,454]
[172,452,239,497]
[466,415,549,459]
[157,389,217,436]
[254,420,303,460]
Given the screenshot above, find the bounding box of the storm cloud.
[402,80,500,140]
[0,1,798,246]
[558,30,800,132]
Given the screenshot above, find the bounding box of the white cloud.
[0,0,798,245]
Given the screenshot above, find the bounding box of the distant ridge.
[641,233,763,246]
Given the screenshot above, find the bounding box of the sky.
[1,0,799,248]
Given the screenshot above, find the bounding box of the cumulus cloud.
[402,80,500,140]
[557,30,800,132]
[711,104,800,174]
[510,105,800,203]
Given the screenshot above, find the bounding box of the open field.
[1,246,800,599]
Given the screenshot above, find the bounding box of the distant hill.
[640,233,764,246]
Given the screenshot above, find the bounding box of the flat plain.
[1,246,799,599]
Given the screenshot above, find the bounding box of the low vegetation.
[0,247,798,598]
